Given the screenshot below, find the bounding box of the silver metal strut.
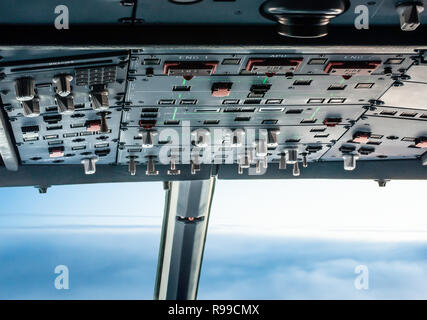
[154,178,216,300]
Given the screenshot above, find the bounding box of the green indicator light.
[182,79,186,85]
[310,106,321,119]
[263,77,268,84]
[330,93,334,97]
[178,94,182,99]
[172,107,178,120]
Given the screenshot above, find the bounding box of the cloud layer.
[1,230,427,299]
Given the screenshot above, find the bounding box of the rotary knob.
[261,0,349,38]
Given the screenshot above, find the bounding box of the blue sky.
[1,180,427,299]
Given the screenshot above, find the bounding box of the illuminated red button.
[49,149,64,158]
[212,88,230,97]
[415,139,427,148]
[353,132,370,144]
[323,118,342,127]
[86,121,101,132]
[211,82,232,97]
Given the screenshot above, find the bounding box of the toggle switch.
[99,112,109,134]
[267,129,280,147]
[247,148,255,164]
[256,159,262,173]
[255,139,268,157]
[342,153,359,171]
[396,2,424,31]
[191,151,201,175]
[231,128,245,147]
[191,162,201,175]
[286,148,298,164]
[167,155,181,175]
[238,152,251,169]
[81,157,98,175]
[15,77,35,101]
[191,162,200,175]
[146,157,159,176]
[302,153,308,168]
[285,148,300,175]
[192,129,210,148]
[55,95,75,114]
[139,129,157,148]
[292,161,300,176]
[237,152,251,174]
[53,74,73,97]
[263,156,268,169]
[128,156,137,176]
[421,152,427,166]
[21,98,40,117]
[279,153,287,170]
[238,164,243,175]
[89,88,109,110]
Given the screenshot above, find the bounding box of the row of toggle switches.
[79,150,356,176]
[15,76,110,117]
[136,128,281,150]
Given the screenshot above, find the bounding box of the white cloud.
[200,236,427,299]
[210,179,427,242]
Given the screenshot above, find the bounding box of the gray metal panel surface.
[0,0,133,25]
[11,107,122,164]
[0,47,425,183]
[122,104,366,127]
[136,0,427,26]
[380,82,427,110]
[321,115,427,161]
[126,74,394,106]
[0,52,128,118]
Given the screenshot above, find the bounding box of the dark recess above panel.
[0,25,426,47]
